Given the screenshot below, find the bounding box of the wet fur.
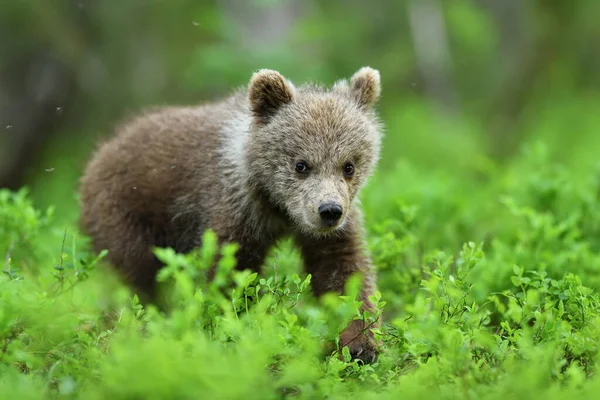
[79,67,384,363]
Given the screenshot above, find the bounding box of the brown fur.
[79,67,384,363]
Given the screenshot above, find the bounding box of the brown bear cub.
[79,67,384,363]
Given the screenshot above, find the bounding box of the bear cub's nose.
[318,203,343,224]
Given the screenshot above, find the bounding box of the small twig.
[5,242,14,265]
[4,241,14,271]
[272,251,279,287]
[59,228,67,269]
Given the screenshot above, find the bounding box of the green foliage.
[3,129,600,398]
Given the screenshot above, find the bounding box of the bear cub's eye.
[295,161,309,173]
[343,162,355,177]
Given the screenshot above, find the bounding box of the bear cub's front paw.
[338,319,379,364]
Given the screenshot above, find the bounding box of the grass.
[2,97,600,399]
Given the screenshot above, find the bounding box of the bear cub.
[79,67,384,363]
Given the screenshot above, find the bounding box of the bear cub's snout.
[318,202,343,226]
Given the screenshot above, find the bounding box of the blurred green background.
[1,0,599,227]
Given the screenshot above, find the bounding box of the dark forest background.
[2,0,598,224]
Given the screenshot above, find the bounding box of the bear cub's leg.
[296,212,380,364]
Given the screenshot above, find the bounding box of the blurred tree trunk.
[482,0,579,159]
[407,0,460,118]
[0,0,91,190]
[0,51,75,190]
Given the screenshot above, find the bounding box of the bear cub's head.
[246,67,383,236]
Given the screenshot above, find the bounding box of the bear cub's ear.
[248,69,295,124]
[349,67,381,108]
